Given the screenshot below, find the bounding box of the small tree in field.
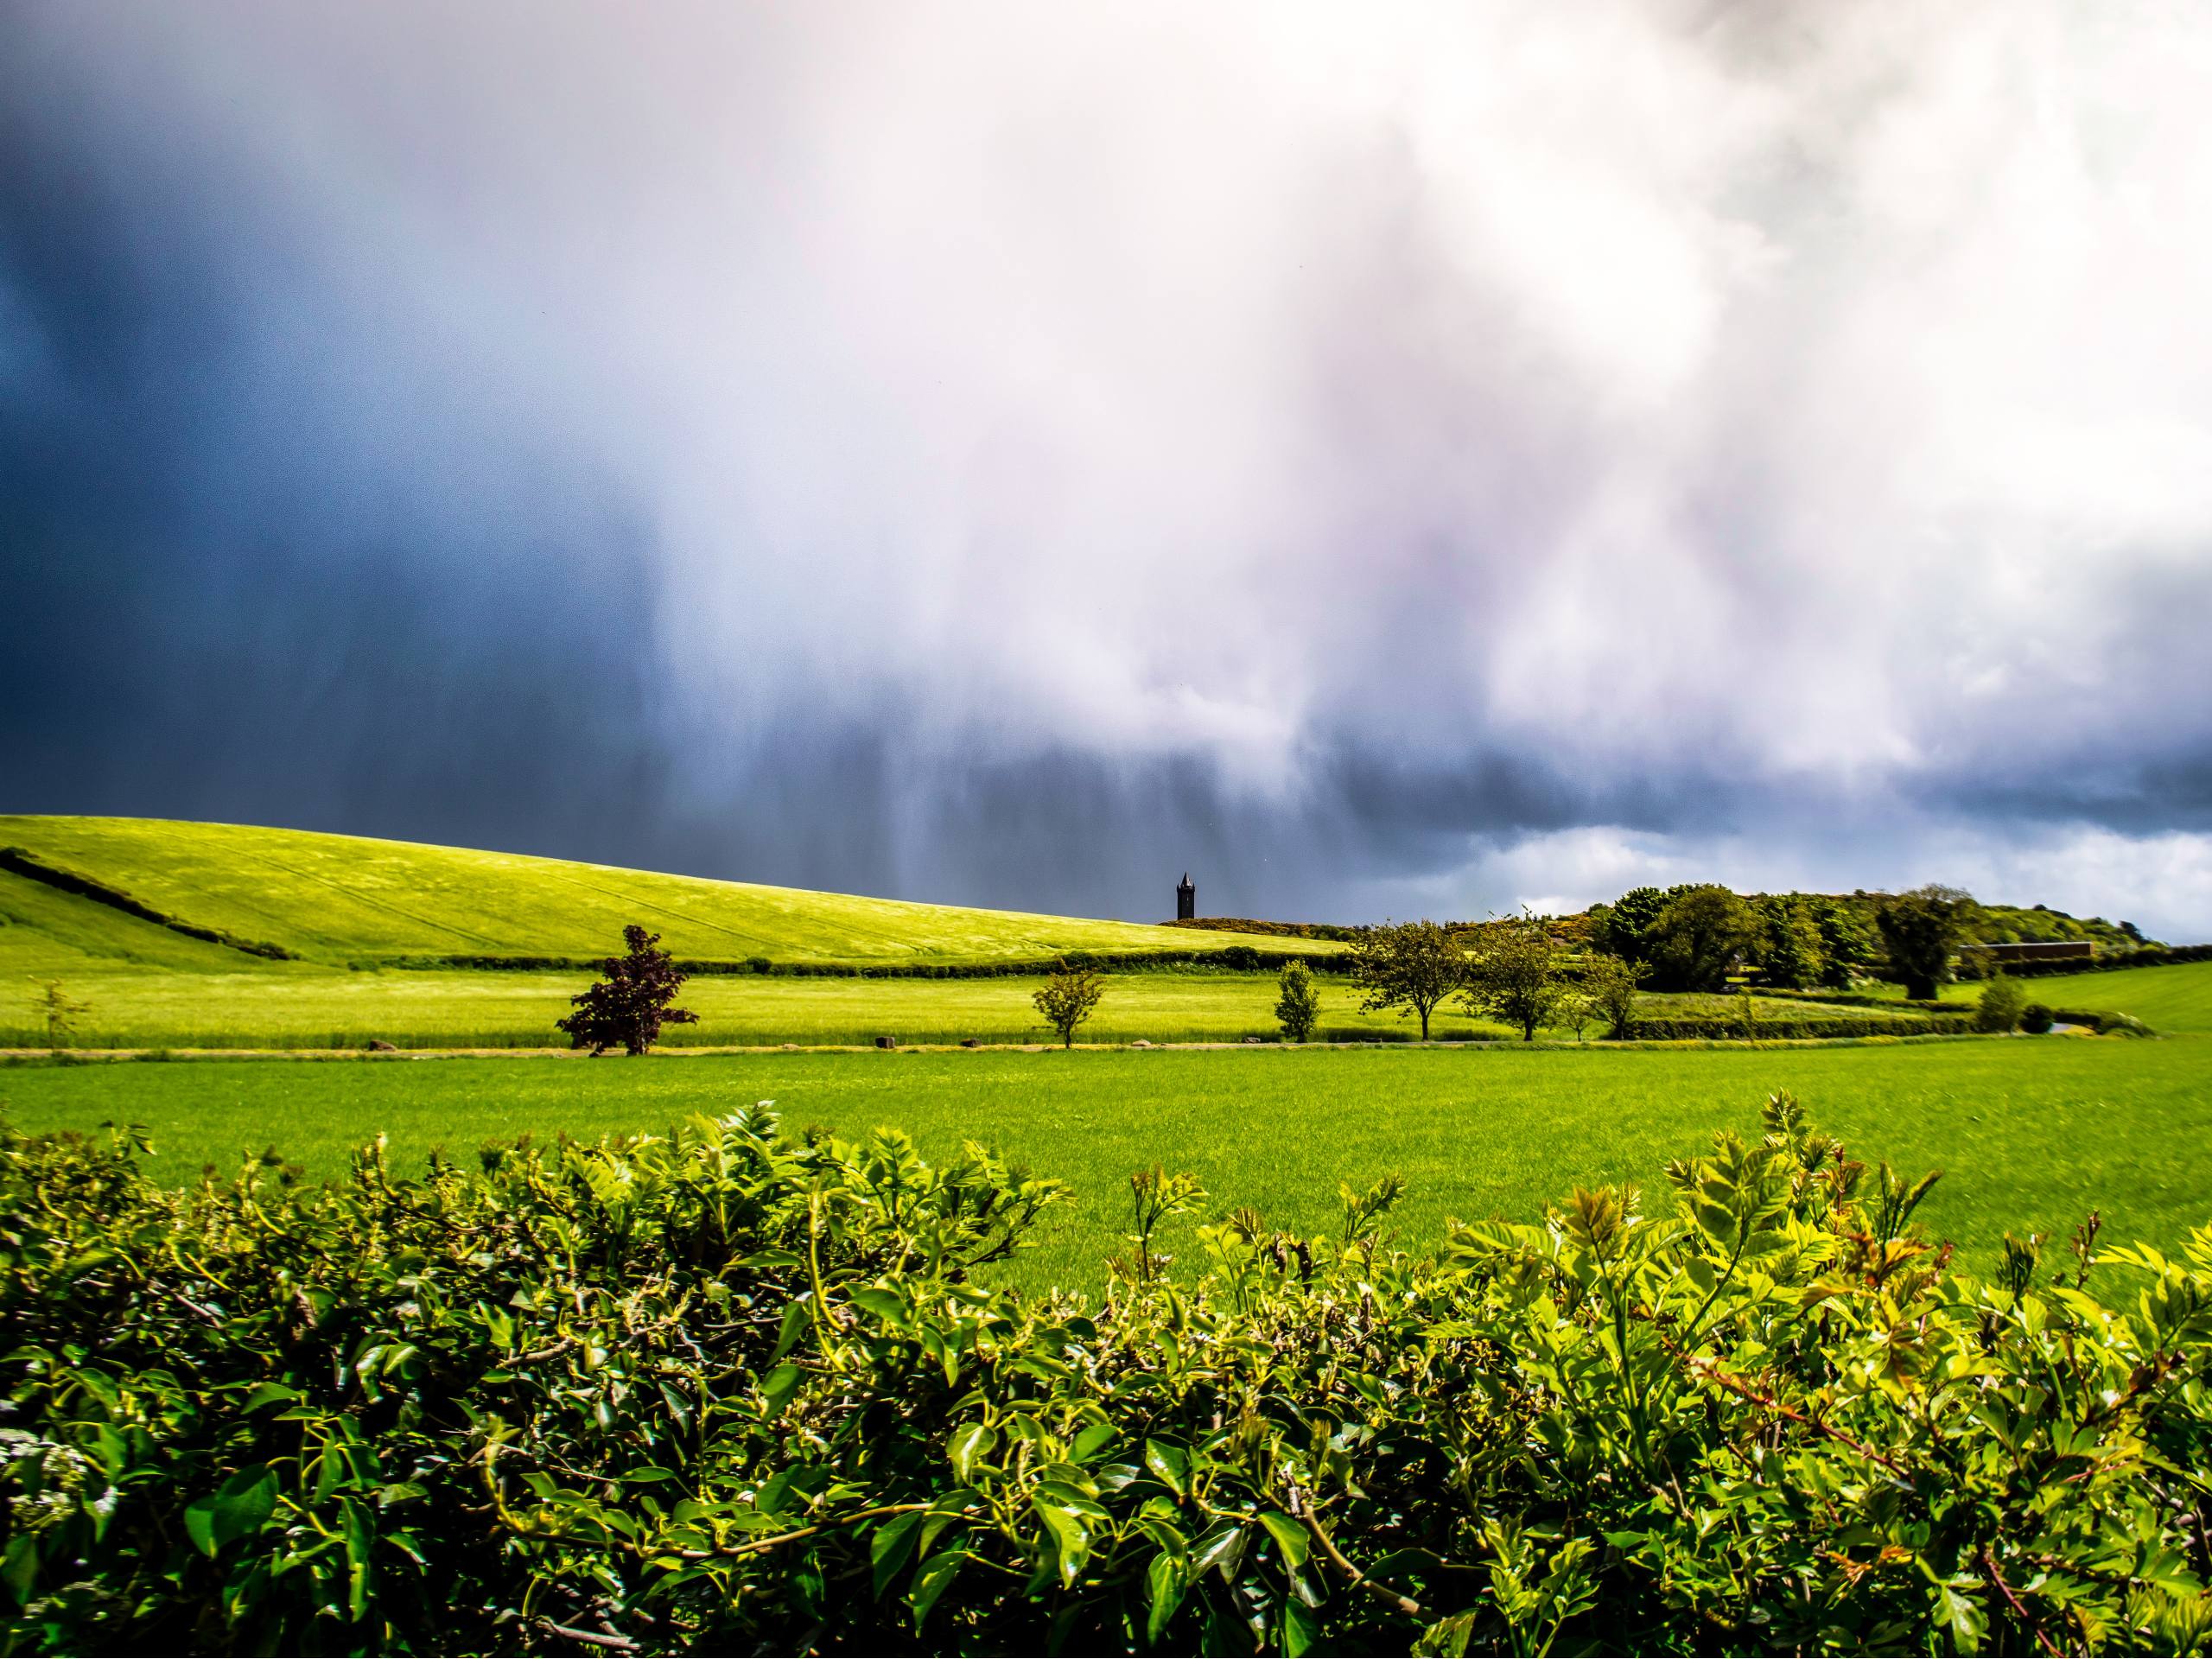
[1274,959,1322,1043]
[1976,971,2028,1033]
[1033,961,1105,1048]
[37,980,88,1052]
[1464,912,1566,1041]
[557,925,696,1056]
[1582,952,1648,1039]
[1349,920,1467,1041]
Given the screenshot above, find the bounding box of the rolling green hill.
[0,817,1335,971]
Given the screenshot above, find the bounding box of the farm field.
[1881,963,2212,1034]
[0,816,1332,969]
[0,962,1929,1050]
[7,1037,2203,1293]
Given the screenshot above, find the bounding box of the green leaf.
[760,1363,803,1415]
[949,1421,997,1485]
[342,1495,375,1621]
[1190,1522,1246,1583]
[1143,1438,1191,1497]
[1282,1597,1322,1656]
[768,1299,810,1364]
[239,1381,302,1413]
[1259,1511,1311,1569]
[1033,1500,1092,1586]
[1147,1549,1189,1643]
[871,1512,924,1595]
[2,1534,37,1607]
[910,1548,964,1624]
[1071,1421,1117,1464]
[1933,1583,1986,1653]
[183,1464,278,1558]
[849,1287,906,1325]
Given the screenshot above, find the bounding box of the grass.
[0,817,1336,969]
[0,963,1925,1051]
[1856,965,2212,1033]
[6,1039,2203,1293]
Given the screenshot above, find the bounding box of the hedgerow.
[2,1097,2209,1655]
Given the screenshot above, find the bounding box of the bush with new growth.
[6,1095,2212,1655]
[1975,972,2028,1033]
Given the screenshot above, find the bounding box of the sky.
[5,1,2212,937]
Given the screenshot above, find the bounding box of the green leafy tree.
[1757,895,1827,990]
[1348,920,1467,1041]
[1032,961,1105,1048]
[1814,895,1881,988]
[1465,912,1567,1041]
[1642,885,1764,992]
[1273,960,1321,1043]
[1977,973,2028,1033]
[35,979,88,1052]
[1590,886,1670,963]
[1877,884,1977,1000]
[1580,952,1648,1039]
[556,924,697,1056]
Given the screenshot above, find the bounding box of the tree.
[1559,987,1596,1041]
[1814,896,1880,988]
[1033,961,1105,1048]
[1590,886,1670,963]
[1757,895,1827,990]
[1877,884,1977,1001]
[1464,912,1566,1041]
[1641,885,1764,992]
[1581,952,1648,1039]
[36,980,87,1052]
[1274,960,1322,1043]
[1976,972,2028,1033]
[1348,920,1467,1041]
[556,925,697,1056]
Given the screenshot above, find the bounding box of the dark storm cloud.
[5,2,2212,936]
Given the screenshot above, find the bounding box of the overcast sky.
[5,2,2212,935]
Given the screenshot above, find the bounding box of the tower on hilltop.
[1176,872,1195,921]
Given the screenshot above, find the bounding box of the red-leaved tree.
[557,925,697,1056]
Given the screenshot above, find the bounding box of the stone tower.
[1176,872,1195,920]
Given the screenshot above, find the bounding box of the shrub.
[1273,960,1321,1043]
[1975,971,2028,1033]
[4,1100,2212,1655]
[2020,1001,2056,1034]
[1217,944,1262,971]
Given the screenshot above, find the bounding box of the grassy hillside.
[6,1040,2202,1292]
[0,817,1335,970]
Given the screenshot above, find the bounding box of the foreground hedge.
[3,1101,2209,1655]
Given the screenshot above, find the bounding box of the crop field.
[0,962,1929,1050]
[8,1036,2204,1292]
[0,817,1332,969]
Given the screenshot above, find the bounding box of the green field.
[7,1037,2204,1292]
[0,962,1928,1051]
[4,815,2205,1301]
[0,816,1330,969]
